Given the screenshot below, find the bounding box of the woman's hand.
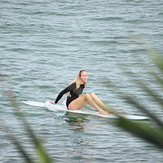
[50,101,55,104]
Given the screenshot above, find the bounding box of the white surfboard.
[22,100,149,120]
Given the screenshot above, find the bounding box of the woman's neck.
[80,81,85,85]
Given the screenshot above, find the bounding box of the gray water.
[0,0,163,162]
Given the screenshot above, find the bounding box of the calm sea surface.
[0,0,163,162]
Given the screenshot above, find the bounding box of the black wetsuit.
[55,82,85,109]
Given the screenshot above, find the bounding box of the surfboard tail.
[22,101,45,107]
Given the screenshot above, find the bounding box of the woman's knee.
[83,93,91,100]
[89,93,96,98]
[85,93,90,98]
[81,93,88,100]
[84,93,96,100]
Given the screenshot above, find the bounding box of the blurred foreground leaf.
[0,74,53,163]
[116,117,163,149]
[105,39,163,150]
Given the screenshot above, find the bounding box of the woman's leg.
[68,93,109,115]
[89,93,116,114]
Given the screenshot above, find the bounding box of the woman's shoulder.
[67,82,76,90]
[70,82,76,86]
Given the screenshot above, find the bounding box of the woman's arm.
[51,83,76,104]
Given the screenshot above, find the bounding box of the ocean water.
[0,0,163,162]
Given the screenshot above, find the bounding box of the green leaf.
[0,74,53,163]
[116,117,163,149]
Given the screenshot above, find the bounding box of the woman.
[50,70,114,115]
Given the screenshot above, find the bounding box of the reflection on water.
[64,113,89,132]
[63,114,92,161]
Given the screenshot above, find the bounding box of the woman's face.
[80,71,88,83]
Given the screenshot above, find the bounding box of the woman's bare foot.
[99,110,110,115]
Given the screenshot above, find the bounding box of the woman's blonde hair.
[69,70,87,91]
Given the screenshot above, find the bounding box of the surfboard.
[22,100,149,120]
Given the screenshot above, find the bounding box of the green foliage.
[0,75,53,163]
[107,41,163,149]
[116,117,163,149]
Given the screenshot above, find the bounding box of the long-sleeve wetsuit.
[55,82,85,109]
